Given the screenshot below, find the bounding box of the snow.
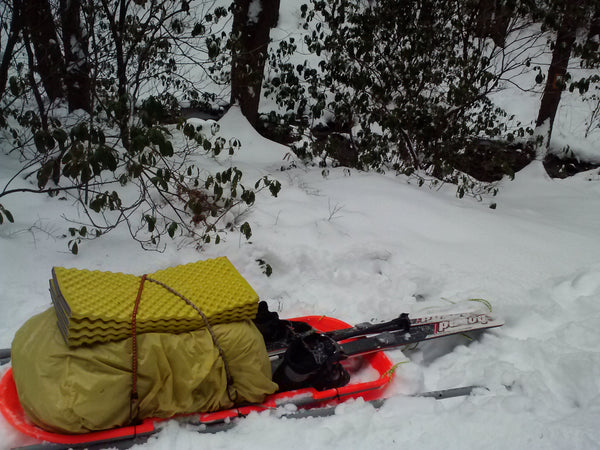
[1,105,600,449]
[2,3,600,450]
[247,0,262,25]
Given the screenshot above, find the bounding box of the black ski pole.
[326,313,411,341]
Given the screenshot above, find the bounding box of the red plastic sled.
[0,315,394,446]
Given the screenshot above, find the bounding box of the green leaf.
[90,194,106,213]
[214,6,227,18]
[159,140,174,157]
[240,222,252,240]
[535,73,544,84]
[145,215,156,232]
[70,122,89,141]
[269,180,282,197]
[70,241,79,255]
[52,128,68,146]
[192,23,206,37]
[0,206,14,223]
[213,183,223,200]
[264,264,272,277]
[33,130,54,153]
[183,123,196,138]
[256,258,273,277]
[149,127,166,146]
[241,190,255,205]
[167,222,178,238]
[9,76,20,96]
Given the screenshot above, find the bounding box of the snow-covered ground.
[1,105,600,449]
[2,1,600,447]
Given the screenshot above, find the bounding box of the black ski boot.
[253,301,313,346]
[273,332,350,392]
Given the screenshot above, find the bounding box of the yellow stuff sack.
[11,308,278,434]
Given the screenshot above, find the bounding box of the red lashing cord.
[130,273,147,423]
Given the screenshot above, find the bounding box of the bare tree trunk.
[23,32,49,131]
[475,0,494,38]
[490,1,511,47]
[60,0,91,112]
[535,4,579,154]
[0,0,23,100]
[418,0,434,27]
[586,7,600,51]
[22,0,65,101]
[100,0,130,150]
[230,0,281,127]
[475,0,511,47]
[116,0,130,150]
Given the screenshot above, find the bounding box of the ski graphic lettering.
[437,314,489,333]
[412,316,433,325]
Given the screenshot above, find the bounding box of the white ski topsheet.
[409,300,504,337]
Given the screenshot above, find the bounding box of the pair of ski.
[3,306,504,450]
[267,305,504,361]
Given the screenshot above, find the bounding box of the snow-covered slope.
[1,105,600,449]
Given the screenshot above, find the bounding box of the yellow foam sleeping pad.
[50,257,259,347]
